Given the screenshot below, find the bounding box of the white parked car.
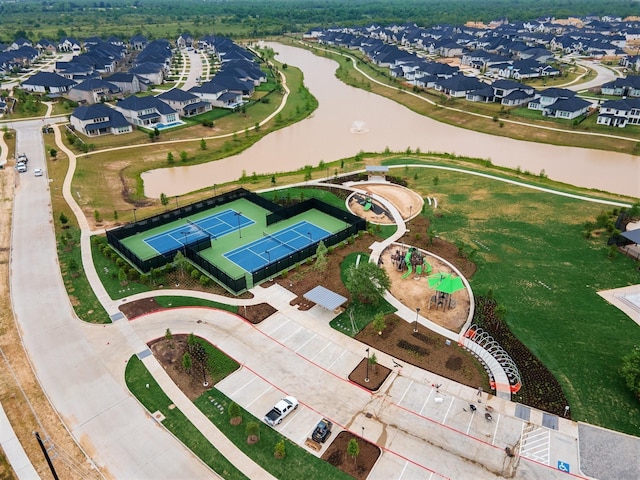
[33,168,43,177]
[263,396,298,426]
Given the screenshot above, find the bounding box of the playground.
[348,183,424,224]
[381,244,471,332]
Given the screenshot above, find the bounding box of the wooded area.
[1,0,639,42]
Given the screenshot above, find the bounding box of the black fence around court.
[106,189,365,294]
[254,197,366,285]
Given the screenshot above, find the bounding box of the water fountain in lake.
[350,120,369,134]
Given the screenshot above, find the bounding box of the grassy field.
[125,355,247,480]
[389,161,640,435]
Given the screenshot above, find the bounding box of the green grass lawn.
[330,252,397,336]
[125,356,247,480]
[155,296,238,316]
[395,164,640,435]
[195,389,352,480]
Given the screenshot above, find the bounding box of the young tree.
[173,250,187,278]
[200,138,207,150]
[372,313,386,336]
[274,439,286,459]
[182,352,192,373]
[347,438,360,466]
[271,175,276,185]
[180,151,188,162]
[59,212,69,227]
[49,148,57,158]
[118,268,127,285]
[229,401,242,425]
[246,421,260,444]
[160,193,169,207]
[344,261,391,304]
[94,210,102,223]
[164,328,173,348]
[167,151,175,164]
[369,351,378,373]
[621,345,640,400]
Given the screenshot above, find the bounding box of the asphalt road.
[9,118,213,478]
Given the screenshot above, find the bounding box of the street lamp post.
[361,426,365,439]
[175,196,179,209]
[413,307,420,333]
[365,347,370,383]
[133,208,137,222]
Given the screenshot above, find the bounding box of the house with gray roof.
[189,81,243,109]
[21,72,77,95]
[156,89,211,117]
[67,78,122,104]
[597,98,640,127]
[542,97,592,119]
[103,72,146,94]
[70,103,132,136]
[115,95,179,127]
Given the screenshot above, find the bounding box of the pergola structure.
[303,286,347,313]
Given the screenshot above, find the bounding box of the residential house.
[115,95,179,127]
[129,62,165,85]
[156,89,211,117]
[35,39,57,54]
[21,72,76,95]
[103,72,146,94]
[129,35,148,51]
[9,38,32,50]
[177,33,194,49]
[70,103,132,136]
[435,75,485,97]
[58,37,82,53]
[189,81,243,109]
[67,78,122,104]
[597,98,640,127]
[528,87,576,110]
[542,97,592,119]
[491,79,536,106]
[600,76,640,97]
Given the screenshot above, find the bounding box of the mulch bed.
[120,297,276,323]
[321,431,381,480]
[357,314,487,390]
[348,358,391,391]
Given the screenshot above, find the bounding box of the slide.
[363,201,372,211]
[423,261,432,274]
[401,264,413,279]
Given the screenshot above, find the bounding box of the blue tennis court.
[224,221,331,273]
[145,209,254,255]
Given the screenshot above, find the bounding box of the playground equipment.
[391,247,432,279]
[363,195,372,211]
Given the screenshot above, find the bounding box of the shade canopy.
[622,229,640,245]
[427,272,465,294]
[304,286,348,311]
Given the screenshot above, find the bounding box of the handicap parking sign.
[557,461,570,473]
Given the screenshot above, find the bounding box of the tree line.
[2,0,639,44]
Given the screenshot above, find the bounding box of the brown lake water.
[143,43,640,199]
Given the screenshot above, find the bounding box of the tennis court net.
[263,231,296,253]
[187,219,211,238]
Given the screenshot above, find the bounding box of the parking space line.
[245,385,272,408]
[263,318,290,336]
[295,333,317,352]
[419,387,434,415]
[310,342,331,360]
[491,413,501,445]
[280,408,301,431]
[280,326,303,343]
[398,380,414,405]
[397,461,408,479]
[442,397,454,424]
[466,410,476,434]
[327,350,346,370]
[230,375,256,397]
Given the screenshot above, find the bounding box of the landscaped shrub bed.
[473,296,570,417]
[397,340,430,356]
